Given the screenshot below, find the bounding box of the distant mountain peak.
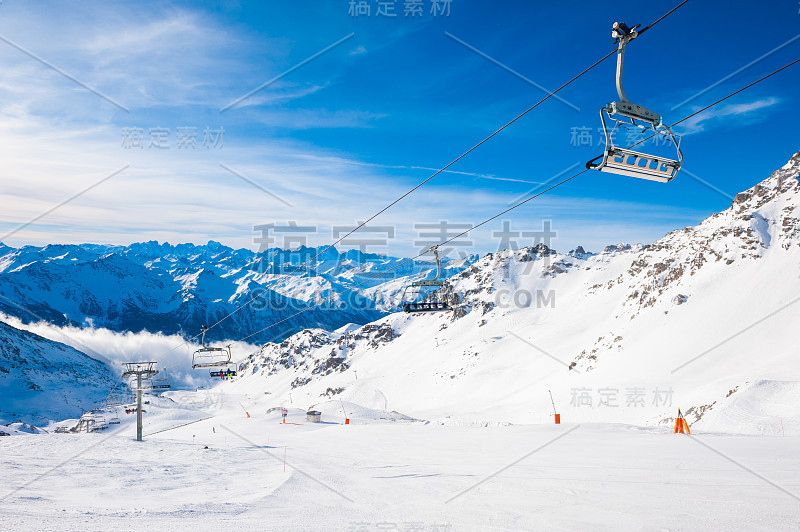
[0,238,473,343]
[730,149,800,211]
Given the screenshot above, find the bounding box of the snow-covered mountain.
[0,242,474,344]
[228,149,800,434]
[0,320,115,425]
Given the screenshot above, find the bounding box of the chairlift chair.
[400,247,454,314]
[150,368,172,390]
[128,376,152,391]
[105,392,127,407]
[76,412,97,433]
[210,362,238,379]
[93,415,108,430]
[192,326,232,369]
[586,22,683,183]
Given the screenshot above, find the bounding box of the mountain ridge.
[0,242,476,343]
[227,149,800,433]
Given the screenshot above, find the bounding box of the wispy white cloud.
[230,83,328,108]
[0,2,714,259]
[0,313,259,388]
[0,9,224,114]
[0,93,710,257]
[675,97,780,135]
[279,154,543,183]
[0,4,353,119]
[250,108,386,129]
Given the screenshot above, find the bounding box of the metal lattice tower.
[122,362,158,441]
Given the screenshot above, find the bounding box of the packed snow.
[1,392,799,531]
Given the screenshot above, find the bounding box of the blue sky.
[0,0,798,257]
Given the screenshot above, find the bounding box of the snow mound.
[699,380,800,435]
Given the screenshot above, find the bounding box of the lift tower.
[122,361,158,441]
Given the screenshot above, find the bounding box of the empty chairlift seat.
[191,326,233,370]
[586,21,683,183]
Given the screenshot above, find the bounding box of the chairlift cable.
[200,49,617,336]
[177,0,695,347]
[673,58,800,126]
[193,36,640,338]
[238,168,586,342]
[235,54,798,344]
[613,56,800,155]
[636,0,692,36]
[472,58,800,246]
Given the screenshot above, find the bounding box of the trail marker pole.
[548,390,561,424]
[339,397,349,425]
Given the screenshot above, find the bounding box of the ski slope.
[1,392,798,531]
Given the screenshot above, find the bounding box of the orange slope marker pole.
[674,409,690,434]
[340,398,350,425]
[549,390,561,424]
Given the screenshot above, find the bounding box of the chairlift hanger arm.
[200,325,209,348]
[430,245,443,283]
[608,21,662,126]
[434,247,442,282]
[612,22,640,104]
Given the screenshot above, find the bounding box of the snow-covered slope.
[0,320,115,425]
[3,396,799,531]
[227,149,800,434]
[0,242,474,343]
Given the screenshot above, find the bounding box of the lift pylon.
[122,361,158,442]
